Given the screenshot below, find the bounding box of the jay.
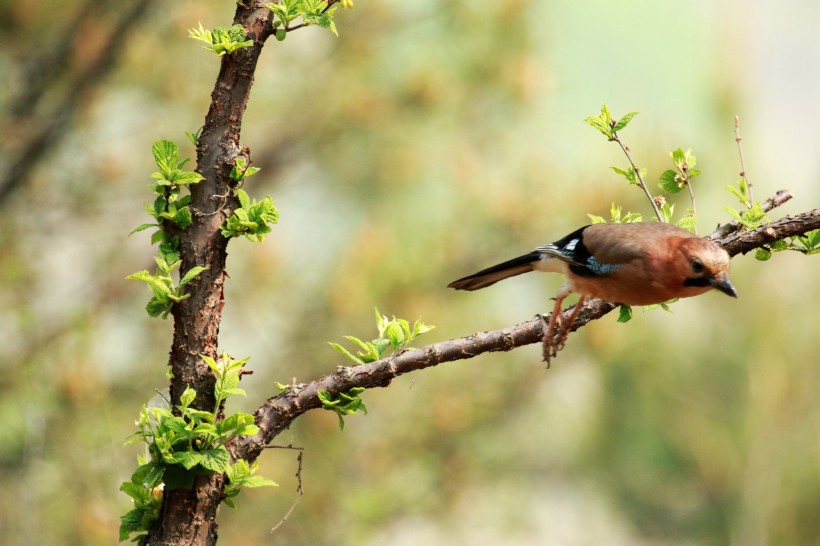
[448,222,737,361]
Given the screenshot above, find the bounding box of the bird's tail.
[448,251,541,291]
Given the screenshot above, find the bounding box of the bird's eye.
[691,259,704,274]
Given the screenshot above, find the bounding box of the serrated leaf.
[180,387,197,408]
[236,188,251,209]
[146,298,172,318]
[328,342,364,364]
[671,147,687,167]
[384,321,405,348]
[676,216,698,233]
[659,169,683,193]
[152,140,180,176]
[198,447,231,473]
[755,247,772,261]
[179,266,207,289]
[170,450,202,469]
[201,354,218,375]
[242,475,278,488]
[584,116,612,138]
[412,320,434,337]
[130,223,158,236]
[174,171,204,186]
[174,207,193,229]
[617,304,633,323]
[237,424,259,436]
[611,111,638,132]
[724,207,743,223]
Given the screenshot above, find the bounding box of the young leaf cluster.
[584,104,638,140]
[126,258,207,319]
[131,140,203,260]
[229,156,260,185]
[221,188,280,242]
[329,308,435,365]
[317,387,367,430]
[128,139,208,318]
[266,0,347,41]
[587,203,642,225]
[659,148,702,194]
[120,354,275,542]
[189,22,253,56]
[754,228,820,261]
[724,177,769,232]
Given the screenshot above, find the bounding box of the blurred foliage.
[0,0,818,545]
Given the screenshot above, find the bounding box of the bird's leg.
[540,294,587,366]
[540,296,565,366]
[554,295,586,352]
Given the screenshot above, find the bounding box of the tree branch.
[235,201,820,463]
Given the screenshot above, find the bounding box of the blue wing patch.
[536,225,623,277]
[579,256,622,277]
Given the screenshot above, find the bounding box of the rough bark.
[147,4,275,545]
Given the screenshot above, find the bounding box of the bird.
[448,222,737,362]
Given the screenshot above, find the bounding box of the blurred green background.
[0,0,818,544]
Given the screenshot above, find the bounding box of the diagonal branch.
[235,201,820,462]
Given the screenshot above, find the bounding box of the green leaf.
[173,171,205,186]
[676,215,698,233]
[671,147,687,168]
[201,354,219,375]
[180,387,197,408]
[412,319,435,337]
[174,207,193,229]
[152,140,180,177]
[328,342,364,364]
[185,127,202,146]
[724,206,743,223]
[237,188,251,209]
[171,450,203,470]
[659,169,683,193]
[755,247,772,261]
[198,446,231,473]
[611,111,638,132]
[145,299,172,318]
[617,304,633,323]
[130,223,158,236]
[190,23,253,56]
[179,266,207,290]
[242,475,278,488]
[384,320,405,349]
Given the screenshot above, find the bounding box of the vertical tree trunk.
[146,5,273,544]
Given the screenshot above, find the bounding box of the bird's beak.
[709,274,738,298]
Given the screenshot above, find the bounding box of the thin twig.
[611,133,663,221]
[686,179,698,234]
[266,444,305,533]
[734,116,754,206]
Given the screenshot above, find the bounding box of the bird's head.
[679,238,737,298]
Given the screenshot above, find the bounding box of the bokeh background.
[0,0,818,544]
